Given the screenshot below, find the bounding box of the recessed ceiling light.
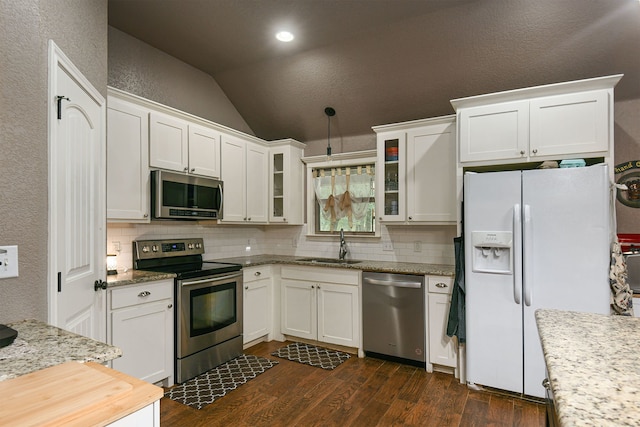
[276,31,294,42]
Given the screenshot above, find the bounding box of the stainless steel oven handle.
[180,273,241,287]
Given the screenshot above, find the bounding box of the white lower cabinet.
[281,266,360,349]
[108,401,159,427]
[243,266,272,344]
[108,280,174,386]
[427,275,457,372]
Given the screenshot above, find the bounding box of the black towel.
[446,236,465,343]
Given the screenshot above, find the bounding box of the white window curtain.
[313,166,374,232]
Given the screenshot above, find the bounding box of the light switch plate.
[383,242,394,251]
[0,246,19,279]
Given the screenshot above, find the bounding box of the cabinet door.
[428,293,457,368]
[149,112,188,172]
[406,121,456,222]
[188,124,220,178]
[269,145,304,224]
[245,142,269,223]
[106,97,150,222]
[111,300,173,384]
[281,279,316,340]
[244,278,271,344]
[317,282,359,347]
[530,90,609,157]
[220,134,247,222]
[377,131,406,221]
[458,100,529,163]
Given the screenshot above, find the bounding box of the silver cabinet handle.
[168,304,173,309]
[532,148,538,154]
[520,150,525,155]
[435,282,448,288]
[183,167,188,172]
[255,271,261,276]
[408,216,412,220]
[191,168,195,172]
[138,291,151,297]
[245,286,249,290]
[143,213,148,218]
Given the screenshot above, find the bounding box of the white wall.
[106,223,456,273]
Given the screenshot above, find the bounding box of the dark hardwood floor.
[161,340,546,426]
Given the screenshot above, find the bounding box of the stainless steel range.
[133,238,243,384]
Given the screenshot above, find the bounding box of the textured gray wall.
[0,0,107,323]
[108,27,254,136]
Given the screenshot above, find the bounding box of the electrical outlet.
[112,241,121,252]
[383,242,394,251]
[414,241,422,252]
[0,245,19,279]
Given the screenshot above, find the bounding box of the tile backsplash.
[107,222,456,273]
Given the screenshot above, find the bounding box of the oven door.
[177,271,243,359]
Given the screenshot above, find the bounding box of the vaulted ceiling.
[108,0,640,143]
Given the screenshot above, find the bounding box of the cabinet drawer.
[427,276,454,294]
[281,266,359,286]
[244,265,272,283]
[110,280,173,310]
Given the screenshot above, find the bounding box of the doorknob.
[94,279,107,291]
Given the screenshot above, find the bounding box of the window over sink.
[304,150,378,237]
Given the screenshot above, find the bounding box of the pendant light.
[325,107,335,159]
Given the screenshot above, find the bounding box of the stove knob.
[196,243,202,249]
[152,245,158,252]
[188,243,194,249]
[142,246,149,253]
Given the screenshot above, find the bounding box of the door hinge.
[56,95,70,120]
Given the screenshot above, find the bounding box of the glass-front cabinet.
[375,131,406,221]
[269,139,305,224]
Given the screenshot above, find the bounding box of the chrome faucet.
[339,228,348,260]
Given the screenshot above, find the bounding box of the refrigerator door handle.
[523,204,533,306]
[513,203,522,305]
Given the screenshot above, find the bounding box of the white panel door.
[521,165,610,398]
[49,42,105,340]
[406,122,456,222]
[464,170,523,394]
[530,90,609,157]
[281,280,316,340]
[317,283,359,347]
[188,124,220,178]
[111,300,172,384]
[220,134,247,222]
[149,112,188,173]
[458,101,529,163]
[245,142,268,223]
[106,97,150,222]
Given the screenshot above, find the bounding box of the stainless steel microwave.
[151,170,223,220]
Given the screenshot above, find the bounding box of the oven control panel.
[134,238,204,260]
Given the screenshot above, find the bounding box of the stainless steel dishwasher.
[362,272,425,366]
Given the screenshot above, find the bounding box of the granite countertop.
[106,269,176,288]
[210,254,455,276]
[536,309,640,426]
[0,319,122,382]
[105,255,454,288]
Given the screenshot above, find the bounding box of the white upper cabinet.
[220,134,268,223]
[149,111,189,173]
[452,74,622,166]
[107,93,150,223]
[187,124,221,178]
[150,111,221,178]
[373,115,457,224]
[269,140,305,225]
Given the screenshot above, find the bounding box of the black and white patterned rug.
[271,342,351,370]
[164,354,278,410]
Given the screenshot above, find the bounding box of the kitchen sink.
[297,257,362,265]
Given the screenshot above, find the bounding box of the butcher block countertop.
[0,319,122,382]
[536,309,640,426]
[0,361,163,426]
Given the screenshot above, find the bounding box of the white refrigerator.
[464,164,611,398]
